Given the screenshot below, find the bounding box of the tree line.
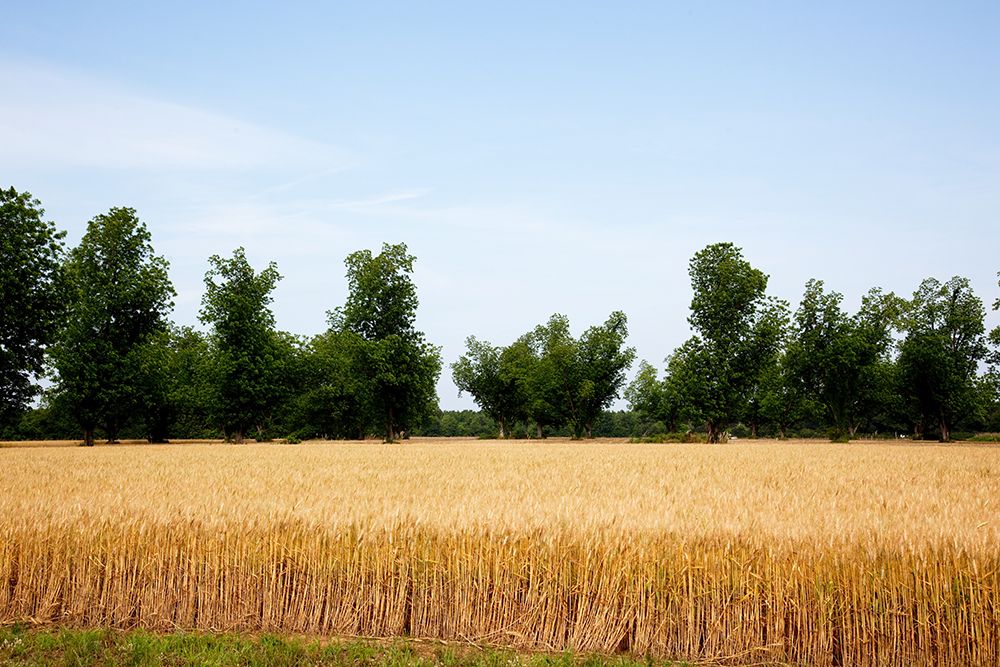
[3,186,1000,443]
[1,188,440,444]
[449,247,1000,442]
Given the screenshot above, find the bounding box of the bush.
[730,424,751,439]
[630,432,705,444]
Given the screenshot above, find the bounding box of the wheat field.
[1,438,997,665]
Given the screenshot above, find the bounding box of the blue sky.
[3,2,999,409]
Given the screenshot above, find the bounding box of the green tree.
[51,208,174,446]
[787,281,900,440]
[756,349,809,439]
[521,314,580,436]
[625,354,694,435]
[990,272,1000,374]
[452,337,529,438]
[897,276,987,441]
[292,329,368,440]
[625,361,666,427]
[671,243,787,442]
[512,312,635,439]
[0,187,66,426]
[199,247,283,443]
[330,243,441,442]
[574,311,636,438]
[162,326,217,439]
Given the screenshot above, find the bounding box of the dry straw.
[1,439,997,665]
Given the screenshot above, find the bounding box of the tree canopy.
[330,243,441,442]
[199,247,283,444]
[51,208,174,445]
[672,243,788,442]
[897,277,987,441]
[0,188,66,426]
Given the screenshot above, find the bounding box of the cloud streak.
[0,60,349,172]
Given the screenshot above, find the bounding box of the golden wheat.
[1,438,997,665]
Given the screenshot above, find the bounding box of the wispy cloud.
[0,60,349,172]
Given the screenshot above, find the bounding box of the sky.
[2,2,999,409]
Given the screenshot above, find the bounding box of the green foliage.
[0,187,66,427]
[330,243,441,442]
[575,311,637,437]
[51,207,174,445]
[787,280,901,441]
[199,247,283,443]
[630,431,705,443]
[669,243,788,442]
[514,313,635,438]
[452,336,530,438]
[452,314,638,440]
[415,409,497,437]
[289,329,368,439]
[897,277,987,441]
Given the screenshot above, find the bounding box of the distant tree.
[511,312,635,439]
[670,243,787,442]
[990,272,1000,374]
[574,311,636,438]
[0,187,66,426]
[293,329,368,439]
[787,281,900,440]
[452,337,529,438]
[756,349,809,439]
[330,243,441,442]
[199,247,282,443]
[625,361,665,426]
[502,335,557,437]
[51,208,174,446]
[162,326,217,439]
[522,314,582,437]
[897,276,987,441]
[130,329,174,442]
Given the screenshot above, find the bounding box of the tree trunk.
[497,418,506,439]
[939,415,950,442]
[750,422,758,438]
[83,428,95,447]
[585,423,593,439]
[105,419,119,444]
[384,406,395,443]
[706,422,718,444]
[233,429,244,444]
[535,422,543,439]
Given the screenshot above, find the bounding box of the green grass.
[0,625,692,667]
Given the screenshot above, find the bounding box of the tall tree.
[990,272,1000,375]
[51,208,174,446]
[672,243,787,442]
[574,311,636,438]
[161,326,217,439]
[0,187,66,426]
[897,276,987,441]
[199,247,283,443]
[452,337,529,438]
[625,361,667,431]
[522,314,580,436]
[787,281,900,440]
[292,329,368,440]
[330,243,441,442]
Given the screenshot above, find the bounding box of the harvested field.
[1,438,998,665]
